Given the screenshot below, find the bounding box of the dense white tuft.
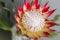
[22,10,45,32]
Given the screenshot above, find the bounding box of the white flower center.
[22,10,45,32]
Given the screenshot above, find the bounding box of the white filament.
[22,10,45,32]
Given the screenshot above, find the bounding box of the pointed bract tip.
[36,4,40,9]
[14,14,19,19]
[14,14,20,22]
[23,2,31,11]
[49,29,56,32]
[17,6,23,13]
[47,9,56,17]
[34,0,38,3]
[43,1,49,7]
[42,6,50,13]
[14,13,19,17]
[26,2,31,10]
[32,0,39,9]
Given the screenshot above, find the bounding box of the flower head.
[14,0,56,40]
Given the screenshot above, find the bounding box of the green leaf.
[3,7,10,14]
[0,14,11,31]
[49,32,58,38]
[3,7,10,19]
[0,23,11,31]
[54,14,60,26]
[0,1,6,7]
[54,15,60,21]
[2,7,15,24]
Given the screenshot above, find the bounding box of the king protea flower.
[14,0,56,40]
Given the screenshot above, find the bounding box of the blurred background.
[0,0,60,40]
[0,0,23,40]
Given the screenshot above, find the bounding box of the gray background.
[0,0,60,40]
